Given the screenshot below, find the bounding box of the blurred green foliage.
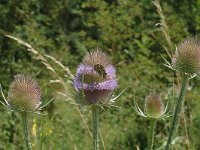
[1,0,200,149]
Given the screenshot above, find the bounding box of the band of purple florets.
[73,64,117,91]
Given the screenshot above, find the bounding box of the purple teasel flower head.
[73,49,118,105]
[0,74,53,114]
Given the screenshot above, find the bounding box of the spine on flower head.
[73,49,117,105]
[7,74,41,112]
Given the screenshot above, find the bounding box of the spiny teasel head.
[133,93,170,119]
[172,37,200,76]
[145,94,164,119]
[7,74,41,112]
[83,50,111,67]
[73,48,117,105]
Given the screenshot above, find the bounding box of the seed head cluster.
[172,37,200,75]
[7,74,41,112]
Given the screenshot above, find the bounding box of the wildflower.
[0,74,53,150]
[7,74,41,112]
[165,38,196,150]
[133,93,169,119]
[32,118,37,137]
[0,74,53,113]
[73,49,117,105]
[172,37,200,76]
[145,94,164,119]
[133,93,170,150]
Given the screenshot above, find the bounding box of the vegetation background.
[0,0,200,149]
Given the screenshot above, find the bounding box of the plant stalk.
[92,105,99,150]
[22,113,32,150]
[149,119,157,150]
[165,75,188,150]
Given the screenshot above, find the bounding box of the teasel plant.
[5,34,93,143]
[0,74,53,150]
[163,37,200,150]
[4,35,124,149]
[73,49,124,150]
[133,93,170,150]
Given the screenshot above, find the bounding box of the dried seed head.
[73,49,117,105]
[145,94,164,119]
[7,74,41,112]
[172,37,200,75]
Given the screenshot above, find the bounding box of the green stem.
[92,105,99,150]
[165,75,188,150]
[40,116,43,150]
[149,119,157,150]
[22,113,32,150]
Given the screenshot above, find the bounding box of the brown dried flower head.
[7,74,41,112]
[172,37,200,75]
